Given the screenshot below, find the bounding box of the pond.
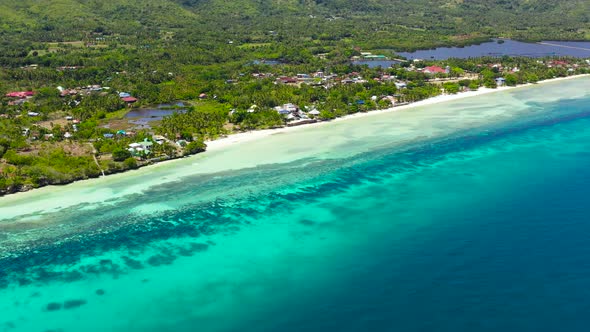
[352,60,402,68]
[251,59,283,65]
[123,102,187,129]
[125,102,187,122]
[397,39,590,60]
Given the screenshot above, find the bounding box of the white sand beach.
[0,74,588,219]
[205,74,589,152]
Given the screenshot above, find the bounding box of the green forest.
[0,0,589,195]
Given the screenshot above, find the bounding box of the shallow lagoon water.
[1,78,590,332]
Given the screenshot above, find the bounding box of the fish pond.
[352,60,402,68]
[397,39,590,60]
[123,102,187,129]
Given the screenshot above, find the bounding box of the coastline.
[0,74,588,205]
[204,74,590,152]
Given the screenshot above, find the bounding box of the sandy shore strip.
[0,74,588,217]
[205,74,590,152]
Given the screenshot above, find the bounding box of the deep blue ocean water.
[1,82,590,331]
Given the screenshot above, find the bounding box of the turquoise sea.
[1,77,590,332]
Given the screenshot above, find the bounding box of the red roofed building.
[121,97,138,103]
[423,66,447,74]
[5,91,35,98]
[277,76,297,84]
[548,60,569,67]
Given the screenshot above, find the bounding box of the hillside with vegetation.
[0,0,589,195]
[1,0,589,44]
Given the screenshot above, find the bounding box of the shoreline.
[204,74,590,152]
[1,74,588,201]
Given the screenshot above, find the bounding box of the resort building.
[128,139,154,157]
